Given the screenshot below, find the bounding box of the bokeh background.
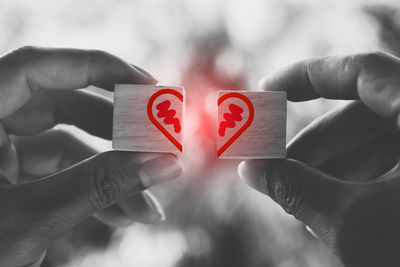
[1,0,400,266]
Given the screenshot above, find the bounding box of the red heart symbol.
[147,89,183,152]
[217,92,254,157]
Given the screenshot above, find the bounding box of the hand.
[0,46,183,267]
[239,52,400,267]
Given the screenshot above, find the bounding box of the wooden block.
[113,85,184,153]
[217,90,286,159]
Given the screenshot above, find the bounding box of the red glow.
[178,41,248,182]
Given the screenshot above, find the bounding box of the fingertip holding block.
[217,90,286,159]
[112,85,184,153]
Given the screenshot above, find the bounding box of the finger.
[93,191,164,227]
[259,55,359,100]
[12,129,95,177]
[13,129,167,225]
[0,123,18,183]
[287,101,398,167]
[3,89,114,138]
[3,151,183,257]
[13,129,165,177]
[118,190,165,223]
[319,134,400,182]
[0,46,157,118]
[92,203,134,227]
[260,52,400,125]
[130,63,157,81]
[238,159,353,240]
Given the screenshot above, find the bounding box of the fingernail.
[143,191,166,222]
[139,155,183,188]
[130,65,158,84]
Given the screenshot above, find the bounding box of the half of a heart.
[217,92,254,157]
[147,89,183,152]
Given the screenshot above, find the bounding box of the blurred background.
[1,0,400,266]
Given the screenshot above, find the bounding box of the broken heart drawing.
[147,89,183,152]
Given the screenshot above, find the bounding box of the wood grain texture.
[217,91,286,159]
[112,84,184,153]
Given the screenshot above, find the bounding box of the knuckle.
[1,46,43,77]
[90,48,109,57]
[361,50,387,62]
[356,51,391,68]
[355,51,400,103]
[14,45,38,55]
[86,49,120,84]
[88,49,114,65]
[86,152,125,209]
[7,46,40,62]
[86,151,140,209]
[266,160,304,218]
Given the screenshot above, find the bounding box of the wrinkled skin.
[0,46,183,267]
[240,52,400,267]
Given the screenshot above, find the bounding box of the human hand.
[0,46,183,267]
[239,52,400,267]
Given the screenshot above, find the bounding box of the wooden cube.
[217,90,286,159]
[113,85,184,153]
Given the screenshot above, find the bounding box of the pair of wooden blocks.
[113,85,286,159]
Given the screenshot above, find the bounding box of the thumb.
[238,159,351,237]
[0,151,182,265]
[27,151,182,227]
